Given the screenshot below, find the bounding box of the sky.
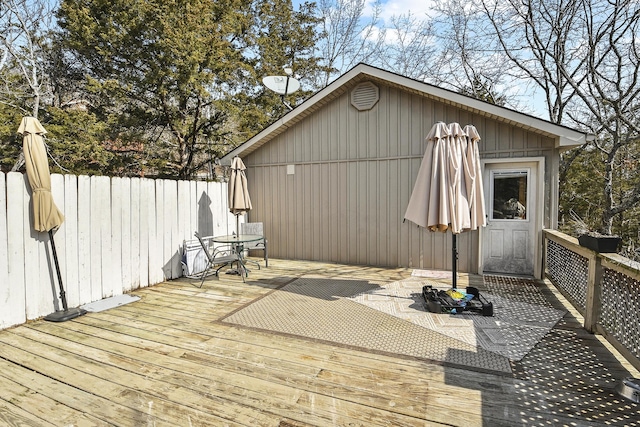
[363,0,435,22]
[337,0,549,119]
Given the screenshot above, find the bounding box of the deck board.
[0,395,58,427]
[1,259,638,426]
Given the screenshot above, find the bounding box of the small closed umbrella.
[227,156,252,276]
[228,156,252,232]
[19,117,86,322]
[404,122,486,288]
[20,117,64,232]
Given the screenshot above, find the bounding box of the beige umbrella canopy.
[229,156,252,217]
[463,125,487,230]
[228,156,252,237]
[404,122,486,288]
[404,121,451,230]
[18,117,64,232]
[447,122,472,234]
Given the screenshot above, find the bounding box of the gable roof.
[220,63,589,164]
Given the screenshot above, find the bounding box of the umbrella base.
[422,286,493,316]
[617,377,640,403]
[44,307,87,322]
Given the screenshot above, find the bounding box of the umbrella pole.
[44,230,86,322]
[50,230,68,310]
[235,214,240,269]
[452,233,458,289]
[226,214,242,276]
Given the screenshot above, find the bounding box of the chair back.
[241,222,264,249]
[182,232,214,276]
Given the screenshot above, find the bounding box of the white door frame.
[478,157,545,279]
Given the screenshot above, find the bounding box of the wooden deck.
[1,259,639,426]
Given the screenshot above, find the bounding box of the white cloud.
[361,0,437,47]
[364,0,436,23]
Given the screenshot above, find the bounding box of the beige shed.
[221,64,589,278]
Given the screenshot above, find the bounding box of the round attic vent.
[351,81,379,111]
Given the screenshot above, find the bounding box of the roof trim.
[221,63,589,163]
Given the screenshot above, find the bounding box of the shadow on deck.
[0,259,638,426]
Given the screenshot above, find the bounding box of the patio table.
[212,234,264,280]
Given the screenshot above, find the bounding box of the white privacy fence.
[1,172,235,329]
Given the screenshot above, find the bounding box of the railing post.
[584,253,603,333]
[541,232,548,279]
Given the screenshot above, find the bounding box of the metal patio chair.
[240,222,268,267]
[193,231,239,287]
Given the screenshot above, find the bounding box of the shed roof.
[221,63,589,164]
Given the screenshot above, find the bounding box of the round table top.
[212,234,263,243]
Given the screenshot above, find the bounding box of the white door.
[482,162,538,276]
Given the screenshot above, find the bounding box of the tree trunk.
[11,97,39,172]
[600,139,618,235]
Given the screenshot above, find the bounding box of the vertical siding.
[246,82,555,271]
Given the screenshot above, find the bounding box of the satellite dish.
[262,75,300,95]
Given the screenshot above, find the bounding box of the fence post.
[584,253,602,333]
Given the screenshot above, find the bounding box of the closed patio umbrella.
[19,117,86,322]
[404,121,451,230]
[463,125,486,231]
[404,122,486,288]
[227,156,253,276]
[228,156,252,230]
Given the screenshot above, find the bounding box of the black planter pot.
[578,234,621,253]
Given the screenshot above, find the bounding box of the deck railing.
[543,229,640,371]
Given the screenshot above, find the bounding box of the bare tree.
[317,1,517,107]
[477,0,587,124]
[0,0,54,117]
[314,0,387,86]
[378,12,437,80]
[474,0,640,236]
[568,1,640,234]
[0,0,56,170]
[430,0,519,106]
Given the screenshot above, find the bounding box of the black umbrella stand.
[225,213,243,276]
[44,230,87,322]
[452,233,458,289]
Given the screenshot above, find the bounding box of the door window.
[491,170,528,220]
